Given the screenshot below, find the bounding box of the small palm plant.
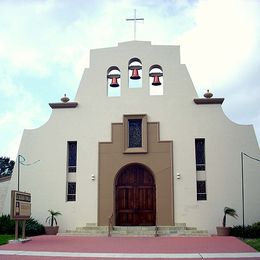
[46,210,62,227]
[222,207,238,227]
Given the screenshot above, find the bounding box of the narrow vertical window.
[195,138,207,201]
[67,182,76,201]
[68,141,77,172]
[195,139,205,171]
[123,115,147,153]
[197,181,207,200]
[128,119,142,148]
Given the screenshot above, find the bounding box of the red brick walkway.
[0,235,259,259]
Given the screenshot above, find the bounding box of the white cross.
[126,9,144,40]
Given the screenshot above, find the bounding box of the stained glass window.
[128,119,142,148]
[67,182,76,201]
[197,181,207,200]
[195,139,205,171]
[68,141,77,172]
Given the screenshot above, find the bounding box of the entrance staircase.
[62,223,208,237]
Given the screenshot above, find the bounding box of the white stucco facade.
[3,41,260,234]
[0,177,11,214]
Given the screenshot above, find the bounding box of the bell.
[110,76,119,87]
[152,75,161,86]
[130,68,141,80]
[150,72,163,86]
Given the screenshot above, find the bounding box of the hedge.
[0,214,45,236]
[231,222,260,238]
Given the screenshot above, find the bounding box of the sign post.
[10,190,31,240]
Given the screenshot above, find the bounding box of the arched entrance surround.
[98,121,173,226]
[115,163,156,226]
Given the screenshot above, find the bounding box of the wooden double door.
[115,164,156,226]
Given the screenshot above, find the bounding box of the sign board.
[11,190,31,220]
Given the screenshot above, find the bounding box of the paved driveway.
[0,235,260,259]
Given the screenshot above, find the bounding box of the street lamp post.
[241,152,245,239]
[241,152,260,239]
[18,155,20,191]
[17,155,40,192]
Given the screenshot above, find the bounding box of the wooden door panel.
[117,188,126,209]
[117,212,135,226]
[137,187,154,210]
[116,164,156,226]
[137,212,154,226]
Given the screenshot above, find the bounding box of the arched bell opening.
[107,66,121,97]
[128,58,142,89]
[149,65,163,95]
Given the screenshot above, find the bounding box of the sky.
[0,0,259,160]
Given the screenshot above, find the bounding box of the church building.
[3,41,260,235]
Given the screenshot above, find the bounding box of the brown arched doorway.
[115,163,156,226]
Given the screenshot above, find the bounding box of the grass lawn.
[245,238,260,251]
[0,234,14,245]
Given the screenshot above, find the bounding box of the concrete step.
[112,226,156,236]
[64,226,108,236]
[62,224,208,237]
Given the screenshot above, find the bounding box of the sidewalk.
[0,235,260,259]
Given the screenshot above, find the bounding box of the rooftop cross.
[126,9,144,40]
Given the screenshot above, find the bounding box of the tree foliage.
[45,210,62,226]
[223,207,238,227]
[0,157,15,177]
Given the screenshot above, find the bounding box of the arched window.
[107,66,121,97]
[149,65,163,95]
[128,58,142,88]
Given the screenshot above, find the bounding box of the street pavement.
[0,235,260,259]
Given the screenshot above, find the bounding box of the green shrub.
[0,214,15,234]
[252,222,260,237]
[0,214,45,236]
[25,218,45,236]
[231,222,260,238]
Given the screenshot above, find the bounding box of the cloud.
[175,0,259,92]
[0,74,49,159]
[0,0,259,160]
[172,0,260,145]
